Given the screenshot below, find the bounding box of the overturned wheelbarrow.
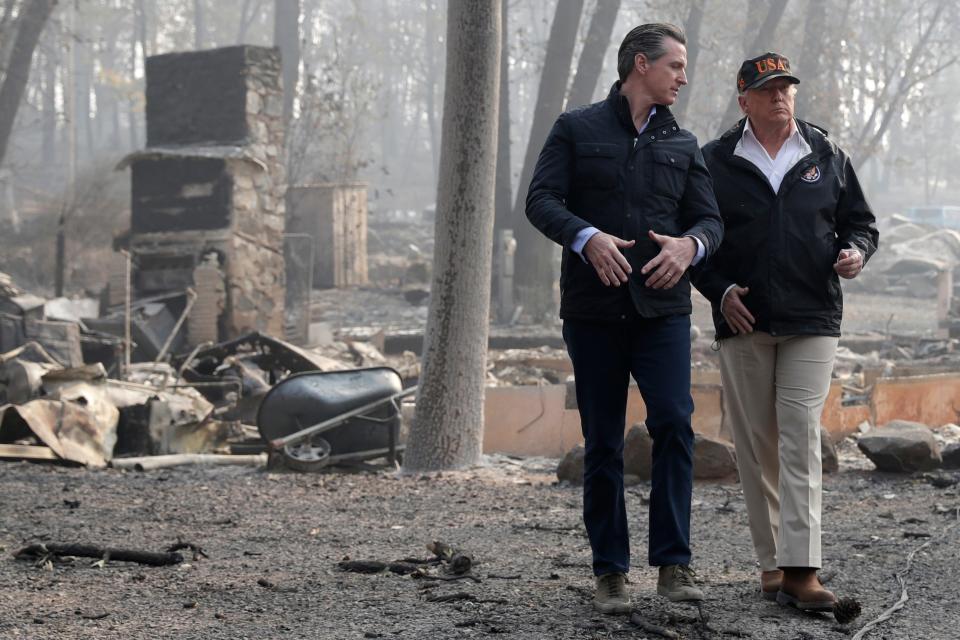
[257,367,416,471]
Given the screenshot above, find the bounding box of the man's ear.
[737,95,749,115]
[634,52,648,74]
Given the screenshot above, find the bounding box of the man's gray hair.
[617,23,686,82]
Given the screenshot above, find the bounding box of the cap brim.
[742,72,800,93]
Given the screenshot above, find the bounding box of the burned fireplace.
[119,45,287,346]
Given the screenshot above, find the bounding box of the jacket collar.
[606,81,679,138]
[718,117,832,156]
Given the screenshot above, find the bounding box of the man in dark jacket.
[693,53,878,610]
[526,23,723,614]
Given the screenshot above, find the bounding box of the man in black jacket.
[526,23,723,614]
[693,53,878,610]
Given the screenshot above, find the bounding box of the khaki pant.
[719,332,838,570]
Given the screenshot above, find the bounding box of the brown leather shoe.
[760,570,783,601]
[777,568,837,611]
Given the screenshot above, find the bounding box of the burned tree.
[0,0,58,169]
[403,0,500,472]
[273,0,299,127]
[716,0,789,133]
[565,0,621,110]
[511,0,584,322]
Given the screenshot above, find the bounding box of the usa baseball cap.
[737,52,800,94]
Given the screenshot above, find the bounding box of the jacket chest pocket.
[651,149,690,200]
[574,143,619,189]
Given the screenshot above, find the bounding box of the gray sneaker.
[593,572,632,614]
[657,564,704,602]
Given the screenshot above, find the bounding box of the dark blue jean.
[563,314,695,575]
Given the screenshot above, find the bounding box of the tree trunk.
[794,0,827,126]
[130,0,150,150]
[0,0,57,169]
[237,0,252,42]
[193,0,204,49]
[74,28,93,158]
[565,0,620,110]
[403,0,500,472]
[491,0,510,311]
[511,0,584,322]
[424,0,441,186]
[273,0,299,127]
[672,0,704,122]
[0,0,19,73]
[716,0,789,134]
[41,43,56,164]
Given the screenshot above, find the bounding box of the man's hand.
[834,248,863,279]
[640,231,696,290]
[721,285,755,335]
[583,232,635,286]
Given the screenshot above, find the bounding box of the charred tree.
[491,0,511,307]
[794,0,828,127]
[424,0,442,186]
[0,0,58,169]
[273,0,299,127]
[565,0,620,110]
[511,0,584,322]
[672,0,704,122]
[716,0,789,134]
[403,0,500,472]
[194,0,205,49]
[41,42,56,164]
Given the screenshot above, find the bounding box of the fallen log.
[111,453,267,471]
[338,559,422,575]
[15,543,183,566]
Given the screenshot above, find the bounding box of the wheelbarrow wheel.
[282,436,332,472]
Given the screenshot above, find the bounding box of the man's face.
[637,38,687,105]
[738,78,796,128]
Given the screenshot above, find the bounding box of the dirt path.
[1,457,957,639]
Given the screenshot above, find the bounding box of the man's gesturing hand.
[834,248,863,279]
[583,232,635,287]
[640,231,696,289]
[721,286,755,334]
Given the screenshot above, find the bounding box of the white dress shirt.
[732,117,811,193]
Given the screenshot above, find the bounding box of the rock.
[348,340,386,365]
[923,470,959,488]
[821,427,839,473]
[623,473,644,487]
[623,425,737,481]
[402,288,430,306]
[693,434,738,480]
[623,424,653,480]
[690,324,702,341]
[942,443,960,470]
[856,420,942,472]
[556,445,584,485]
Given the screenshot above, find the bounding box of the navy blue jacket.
[693,118,879,339]
[525,82,723,321]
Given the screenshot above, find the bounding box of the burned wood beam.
[15,543,183,566]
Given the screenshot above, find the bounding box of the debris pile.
[0,269,411,472]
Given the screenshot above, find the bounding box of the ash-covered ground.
[1,451,957,639]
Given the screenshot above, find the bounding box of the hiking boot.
[593,572,632,614]
[761,569,783,601]
[657,564,704,602]
[776,568,837,611]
